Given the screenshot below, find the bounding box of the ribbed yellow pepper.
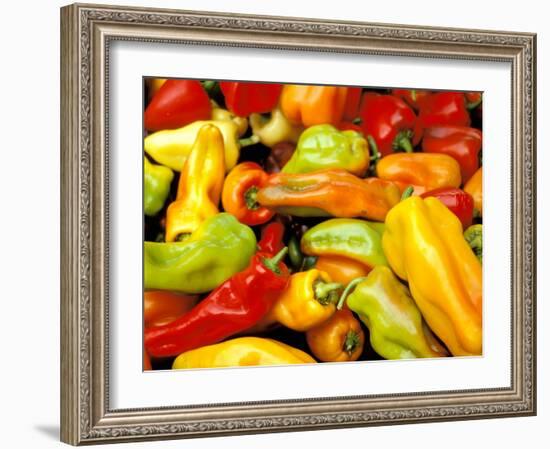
[165,125,225,242]
[382,196,482,356]
[172,337,316,369]
[144,120,240,172]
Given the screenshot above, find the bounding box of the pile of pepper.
[143,79,483,370]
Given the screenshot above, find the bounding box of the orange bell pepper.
[314,255,371,285]
[464,167,482,216]
[280,84,349,127]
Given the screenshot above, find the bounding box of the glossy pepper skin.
[280,85,350,127]
[144,291,198,328]
[306,309,365,362]
[144,248,290,358]
[282,125,370,176]
[377,153,462,190]
[391,89,432,111]
[144,79,211,131]
[144,213,257,294]
[464,167,482,216]
[257,169,400,222]
[359,93,420,156]
[220,81,283,116]
[249,107,303,147]
[261,269,343,332]
[144,120,241,172]
[165,125,225,241]
[221,162,274,226]
[383,197,482,356]
[172,337,316,369]
[421,187,474,229]
[415,92,471,136]
[301,218,387,269]
[422,126,482,183]
[314,256,371,285]
[144,157,174,216]
[341,266,448,360]
[211,101,248,136]
[257,221,285,255]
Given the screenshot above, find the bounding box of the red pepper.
[421,187,474,229]
[391,89,432,110]
[359,93,419,157]
[258,222,285,255]
[465,92,482,110]
[415,91,471,135]
[220,81,283,117]
[221,162,275,226]
[144,247,290,358]
[144,79,211,131]
[422,125,482,183]
[342,87,363,121]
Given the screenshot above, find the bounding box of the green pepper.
[464,224,482,263]
[282,125,370,176]
[144,157,173,216]
[339,266,448,359]
[301,218,387,269]
[144,213,257,293]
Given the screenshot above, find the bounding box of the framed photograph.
[60,3,536,445]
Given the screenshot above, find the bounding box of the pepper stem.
[367,135,381,162]
[401,186,414,201]
[466,98,482,110]
[201,80,217,92]
[244,186,260,210]
[261,247,288,274]
[343,330,360,355]
[393,130,414,153]
[239,135,260,147]
[313,280,343,306]
[337,276,369,310]
[410,90,417,102]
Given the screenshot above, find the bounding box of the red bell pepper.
[465,92,482,110]
[144,247,290,358]
[220,81,283,117]
[422,125,482,183]
[342,87,363,121]
[221,162,275,226]
[358,93,419,157]
[391,89,432,111]
[421,187,474,229]
[415,91,471,135]
[258,221,285,255]
[144,79,211,131]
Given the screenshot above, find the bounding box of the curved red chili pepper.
[258,222,285,255]
[421,187,474,229]
[220,81,283,117]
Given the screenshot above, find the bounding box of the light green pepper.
[144,157,173,216]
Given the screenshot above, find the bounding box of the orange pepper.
[464,167,482,216]
[314,256,371,285]
[144,290,199,328]
[306,309,365,362]
[377,153,461,190]
[280,85,349,127]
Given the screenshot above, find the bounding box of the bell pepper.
[144,157,174,216]
[415,92,471,137]
[314,255,371,285]
[422,125,482,183]
[257,221,285,255]
[421,187,474,229]
[249,107,303,147]
[211,101,248,136]
[260,269,342,332]
[257,169,400,222]
[301,218,387,269]
[145,247,289,358]
[465,92,482,110]
[376,153,462,190]
[172,337,316,369]
[220,81,283,116]
[464,224,483,263]
[338,266,448,359]
[280,84,350,127]
[144,291,198,328]
[391,89,431,111]
[382,196,482,356]
[282,125,370,176]
[144,120,244,172]
[165,125,225,241]
[221,162,274,226]
[359,93,419,156]
[144,79,211,131]
[464,167,482,216]
[144,213,257,294]
[306,309,365,362]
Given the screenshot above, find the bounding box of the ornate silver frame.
[60,3,536,445]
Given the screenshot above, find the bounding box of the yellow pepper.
[383,196,482,356]
[260,269,343,332]
[144,120,241,172]
[464,167,482,216]
[211,101,249,137]
[249,107,304,147]
[165,125,225,242]
[172,337,316,369]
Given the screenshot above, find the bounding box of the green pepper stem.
[239,135,260,147]
[201,80,217,92]
[352,117,362,125]
[244,186,260,210]
[337,276,369,310]
[261,247,288,274]
[367,135,380,162]
[343,330,360,355]
[394,131,414,153]
[314,281,343,305]
[466,98,482,110]
[400,186,414,201]
[410,90,417,102]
